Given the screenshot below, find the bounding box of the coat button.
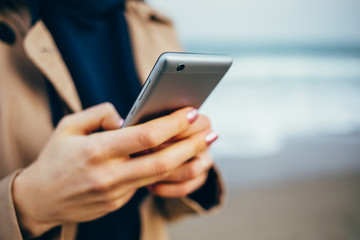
[0,22,16,45]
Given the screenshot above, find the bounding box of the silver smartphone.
[122,52,232,128]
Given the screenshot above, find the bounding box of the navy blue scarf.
[28,0,147,239]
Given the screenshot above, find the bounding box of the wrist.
[12,169,58,238]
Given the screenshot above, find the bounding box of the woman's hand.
[147,114,218,197]
[12,103,216,238]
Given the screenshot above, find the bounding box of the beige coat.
[0,1,223,240]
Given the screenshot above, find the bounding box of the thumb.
[58,102,124,135]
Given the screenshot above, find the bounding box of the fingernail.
[187,109,198,123]
[205,131,219,145]
[118,118,124,127]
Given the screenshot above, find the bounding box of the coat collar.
[23,21,82,113]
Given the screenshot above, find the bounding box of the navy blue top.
[31,0,142,119]
[28,0,147,239]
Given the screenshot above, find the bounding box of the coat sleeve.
[0,170,25,239]
[0,170,74,240]
[153,165,225,221]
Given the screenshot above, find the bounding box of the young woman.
[0,0,223,239]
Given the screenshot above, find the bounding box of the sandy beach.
[168,134,360,240]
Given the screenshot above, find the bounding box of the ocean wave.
[225,55,360,81]
[201,54,360,158]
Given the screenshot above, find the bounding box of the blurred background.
[148,0,360,239]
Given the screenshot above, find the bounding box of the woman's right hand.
[12,103,214,238]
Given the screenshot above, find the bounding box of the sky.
[148,0,360,45]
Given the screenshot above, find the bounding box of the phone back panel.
[123,52,232,127]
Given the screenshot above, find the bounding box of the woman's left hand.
[147,112,217,197]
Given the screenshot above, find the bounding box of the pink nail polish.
[118,118,124,127]
[205,131,219,145]
[187,109,198,123]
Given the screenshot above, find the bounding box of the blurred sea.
[185,43,360,186]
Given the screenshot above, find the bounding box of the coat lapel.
[23,21,82,113]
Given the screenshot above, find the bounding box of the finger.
[95,190,135,213]
[148,173,208,198]
[68,190,135,222]
[162,150,214,182]
[58,102,123,135]
[94,107,198,156]
[68,181,132,205]
[114,130,218,183]
[150,115,211,153]
[171,115,211,141]
[80,156,170,196]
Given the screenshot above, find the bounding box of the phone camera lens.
[176,64,185,71]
